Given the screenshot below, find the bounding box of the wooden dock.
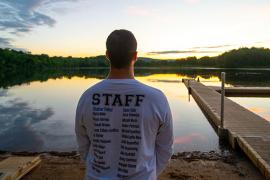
[183,79,270,179]
[0,156,41,180]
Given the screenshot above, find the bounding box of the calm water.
[0,68,270,152]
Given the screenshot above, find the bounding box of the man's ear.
[133,51,138,62]
[106,50,110,60]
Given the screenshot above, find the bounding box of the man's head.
[106,29,137,69]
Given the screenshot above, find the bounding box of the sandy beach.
[0,151,262,180]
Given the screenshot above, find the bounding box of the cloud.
[191,40,270,50]
[0,89,9,97]
[0,98,54,151]
[184,0,201,4]
[190,44,232,49]
[253,40,270,44]
[125,5,169,21]
[147,79,181,83]
[0,37,13,48]
[0,0,78,34]
[0,37,27,51]
[147,43,235,55]
[147,50,221,55]
[248,107,266,114]
[127,5,154,17]
[174,133,206,145]
[147,40,270,56]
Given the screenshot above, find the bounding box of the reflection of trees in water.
[173,69,270,87]
[0,68,109,88]
[224,71,270,87]
[0,98,53,151]
[1,68,270,88]
[137,69,270,86]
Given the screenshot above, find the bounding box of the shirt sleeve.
[155,97,174,175]
[75,96,90,162]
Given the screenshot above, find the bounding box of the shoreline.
[0,151,263,179]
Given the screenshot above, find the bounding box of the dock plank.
[0,156,41,180]
[183,79,270,179]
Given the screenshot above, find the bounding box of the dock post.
[220,72,225,128]
[218,72,227,140]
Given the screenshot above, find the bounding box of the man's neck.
[107,66,135,79]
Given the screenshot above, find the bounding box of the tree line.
[1,47,270,88]
[175,47,270,68]
[1,47,270,75]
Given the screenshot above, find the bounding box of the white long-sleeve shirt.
[75,79,173,180]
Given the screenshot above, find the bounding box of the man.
[75,29,173,180]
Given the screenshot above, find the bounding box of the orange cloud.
[174,133,206,144]
[264,115,270,121]
[248,107,266,113]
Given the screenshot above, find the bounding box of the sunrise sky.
[0,0,270,59]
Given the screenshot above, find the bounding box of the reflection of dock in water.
[183,79,270,179]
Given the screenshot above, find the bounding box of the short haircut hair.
[106,29,137,69]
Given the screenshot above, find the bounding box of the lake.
[0,68,270,153]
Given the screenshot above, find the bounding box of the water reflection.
[174,133,206,145]
[0,89,8,97]
[0,68,270,152]
[2,68,270,88]
[229,97,270,122]
[0,97,53,151]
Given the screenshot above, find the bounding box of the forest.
[1,47,270,75]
